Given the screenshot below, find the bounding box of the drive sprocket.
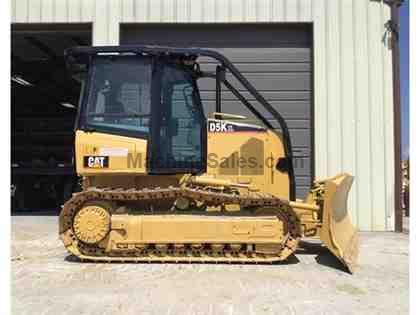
[73,204,111,244]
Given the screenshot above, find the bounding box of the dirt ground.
[11,214,409,315]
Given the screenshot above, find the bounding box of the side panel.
[75,130,148,175]
[206,121,290,199]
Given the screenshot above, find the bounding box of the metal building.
[11,0,402,231]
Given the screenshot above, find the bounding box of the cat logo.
[83,156,109,168]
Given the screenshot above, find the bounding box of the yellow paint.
[206,128,289,199]
[75,130,147,175]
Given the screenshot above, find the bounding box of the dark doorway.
[11,23,92,213]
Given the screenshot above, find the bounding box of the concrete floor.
[12,215,409,315]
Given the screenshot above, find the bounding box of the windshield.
[85,56,152,135]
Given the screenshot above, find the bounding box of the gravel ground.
[11,215,409,315]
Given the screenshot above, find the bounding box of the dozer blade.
[319,174,359,273]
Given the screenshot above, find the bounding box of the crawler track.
[59,185,301,263]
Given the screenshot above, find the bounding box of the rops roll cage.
[64,45,296,200]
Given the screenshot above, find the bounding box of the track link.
[59,185,301,263]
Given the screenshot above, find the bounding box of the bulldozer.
[59,45,359,273]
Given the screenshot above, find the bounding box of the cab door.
[148,62,207,174]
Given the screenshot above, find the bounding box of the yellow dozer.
[59,46,359,273]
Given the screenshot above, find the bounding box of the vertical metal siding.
[312,0,329,203]
[383,5,395,230]
[27,0,41,22]
[286,0,299,21]
[81,0,95,22]
[272,0,285,21]
[299,0,312,21]
[40,0,54,22]
[53,0,69,22]
[93,0,108,45]
[12,0,95,23]
[326,1,342,177]
[340,0,358,226]
[354,0,373,230]
[368,1,386,230]
[11,0,395,231]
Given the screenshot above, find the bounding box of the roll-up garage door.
[120,23,313,198]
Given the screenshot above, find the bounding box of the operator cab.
[77,54,206,174]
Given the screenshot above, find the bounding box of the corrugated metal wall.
[11,0,395,231]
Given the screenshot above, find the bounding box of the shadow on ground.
[297,240,350,273]
[64,252,301,265]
